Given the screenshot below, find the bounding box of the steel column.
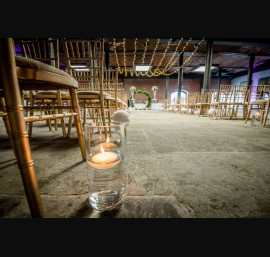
[217,68,222,90]
[203,39,214,90]
[247,54,255,88]
[178,53,184,100]
[165,76,169,99]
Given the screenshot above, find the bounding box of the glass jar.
[84,124,126,211]
[251,110,263,127]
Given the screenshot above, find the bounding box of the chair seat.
[233,102,249,105]
[196,103,210,106]
[250,100,268,105]
[77,91,114,101]
[34,90,70,99]
[77,90,100,95]
[14,56,78,90]
[22,90,36,97]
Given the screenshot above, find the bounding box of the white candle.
[88,145,120,169]
[93,137,117,151]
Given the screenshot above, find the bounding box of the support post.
[178,53,184,103]
[247,54,255,89]
[217,68,222,90]
[203,39,214,90]
[165,76,169,99]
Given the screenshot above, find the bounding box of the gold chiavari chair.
[116,82,127,110]
[215,84,235,119]
[103,69,119,114]
[0,38,85,217]
[170,95,178,113]
[185,92,199,115]
[230,85,250,119]
[209,89,219,118]
[63,38,110,127]
[245,85,270,126]
[195,89,215,116]
[178,93,187,113]
[20,38,69,137]
[160,99,170,111]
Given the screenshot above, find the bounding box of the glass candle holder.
[112,121,129,138]
[251,110,262,127]
[84,124,126,211]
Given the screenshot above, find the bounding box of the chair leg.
[245,105,252,124]
[69,88,86,160]
[263,103,269,127]
[0,38,44,217]
[67,116,73,138]
[0,97,16,155]
[56,91,66,138]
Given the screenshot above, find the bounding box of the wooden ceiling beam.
[108,50,270,57]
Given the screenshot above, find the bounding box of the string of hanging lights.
[112,37,205,77]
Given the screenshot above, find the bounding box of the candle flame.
[100,145,105,153]
[106,137,110,143]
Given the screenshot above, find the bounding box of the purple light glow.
[14,44,23,56]
[250,69,270,102]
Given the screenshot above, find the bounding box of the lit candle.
[88,145,120,169]
[93,137,118,151]
[103,137,118,149]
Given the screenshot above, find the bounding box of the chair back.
[20,38,59,68]
[218,84,235,103]
[117,82,126,103]
[199,89,215,103]
[63,39,104,93]
[187,92,199,105]
[233,85,250,104]
[104,69,118,98]
[250,84,270,101]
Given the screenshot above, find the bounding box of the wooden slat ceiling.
[45,38,270,79]
[104,38,270,78]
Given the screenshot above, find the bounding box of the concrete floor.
[1,110,270,218]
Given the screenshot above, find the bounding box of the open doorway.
[170,90,188,104]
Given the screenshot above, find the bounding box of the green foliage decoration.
[130,90,151,108]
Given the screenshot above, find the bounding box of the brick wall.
[121,77,231,103]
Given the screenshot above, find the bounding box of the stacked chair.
[0,38,85,217]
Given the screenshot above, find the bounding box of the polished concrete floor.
[1,110,270,218]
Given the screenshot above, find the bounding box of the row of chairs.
[163,84,270,127]
[0,38,127,217]
[21,38,127,136]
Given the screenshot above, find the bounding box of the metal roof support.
[203,39,214,90]
[247,54,255,88]
[177,53,184,100]
[165,76,169,99]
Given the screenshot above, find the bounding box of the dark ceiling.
[15,38,270,80]
[104,38,270,79]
